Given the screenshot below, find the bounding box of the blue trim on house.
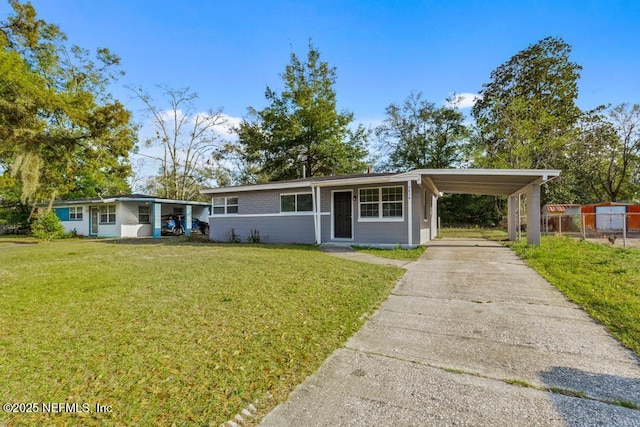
[185,205,192,236]
[54,207,70,221]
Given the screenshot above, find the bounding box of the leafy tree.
[376,92,469,171]
[131,85,226,200]
[471,36,582,171]
[569,104,640,202]
[232,42,368,182]
[0,1,135,212]
[438,194,506,227]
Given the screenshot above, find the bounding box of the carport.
[399,169,561,245]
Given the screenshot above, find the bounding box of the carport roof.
[199,169,560,196]
[399,169,561,196]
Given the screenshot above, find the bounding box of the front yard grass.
[352,245,426,261]
[0,239,403,425]
[508,236,640,357]
[439,227,508,240]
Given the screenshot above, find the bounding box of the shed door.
[596,206,626,231]
[334,192,352,239]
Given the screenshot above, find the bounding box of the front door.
[90,207,99,236]
[333,191,352,239]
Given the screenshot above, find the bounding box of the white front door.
[90,207,99,235]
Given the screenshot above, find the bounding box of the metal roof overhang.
[398,169,561,196]
[199,169,561,196]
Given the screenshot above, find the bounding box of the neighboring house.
[200,169,560,246]
[39,194,210,238]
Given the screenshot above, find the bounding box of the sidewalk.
[319,244,414,268]
[260,238,640,426]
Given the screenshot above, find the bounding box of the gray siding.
[210,215,315,244]
[207,180,436,247]
[239,190,279,215]
[231,189,313,215]
[354,220,408,245]
[411,181,422,245]
[320,182,411,245]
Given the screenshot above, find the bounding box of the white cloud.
[213,113,243,137]
[158,108,186,122]
[446,93,481,109]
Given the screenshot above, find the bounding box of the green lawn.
[0,239,403,425]
[352,245,426,260]
[438,227,508,240]
[508,236,640,357]
[0,235,39,246]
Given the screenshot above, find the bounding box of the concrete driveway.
[260,238,640,426]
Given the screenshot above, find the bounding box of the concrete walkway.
[319,244,413,268]
[261,238,640,426]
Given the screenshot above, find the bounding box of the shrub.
[226,228,241,243]
[31,211,66,241]
[247,228,261,243]
[185,232,210,243]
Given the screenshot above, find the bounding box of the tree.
[471,36,582,171]
[131,85,227,200]
[569,104,640,202]
[376,92,469,171]
[0,1,135,211]
[231,42,368,182]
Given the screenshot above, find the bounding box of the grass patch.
[0,235,39,246]
[609,399,640,410]
[438,227,508,240]
[504,378,534,388]
[0,239,403,425]
[547,386,588,399]
[441,367,467,375]
[507,236,640,357]
[352,245,426,261]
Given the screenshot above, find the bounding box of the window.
[69,206,83,221]
[423,190,432,221]
[213,197,238,215]
[359,188,379,218]
[139,205,151,223]
[99,205,116,224]
[359,186,403,220]
[280,193,313,213]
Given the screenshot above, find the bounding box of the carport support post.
[152,203,161,238]
[508,195,517,241]
[185,205,192,236]
[526,183,541,245]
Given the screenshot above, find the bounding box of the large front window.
[213,197,239,215]
[99,205,116,224]
[280,193,313,213]
[359,186,403,220]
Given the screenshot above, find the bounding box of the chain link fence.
[542,212,640,248]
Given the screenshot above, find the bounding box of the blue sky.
[2,1,639,178]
